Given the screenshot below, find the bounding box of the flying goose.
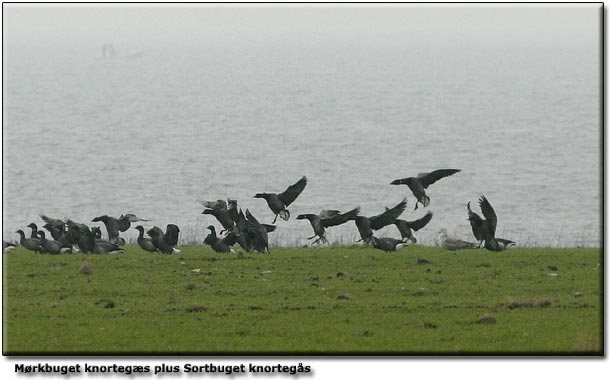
[134,226,158,252]
[297,207,360,245]
[201,199,236,234]
[394,211,433,243]
[390,169,461,210]
[468,195,515,251]
[438,228,478,251]
[254,176,307,223]
[372,236,410,252]
[355,199,407,243]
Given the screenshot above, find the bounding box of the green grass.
[2,245,602,355]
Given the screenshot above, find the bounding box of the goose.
[203,225,235,253]
[201,199,236,234]
[233,209,276,252]
[3,240,16,253]
[91,215,121,244]
[78,229,124,254]
[26,223,39,238]
[134,226,158,252]
[468,195,515,251]
[355,199,407,243]
[438,229,479,251]
[372,236,410,252]
[117,213,148,232]
[254,176,307,223]
[390,169,461,210]
[147,225,181,254]
[394,211,433,243]
[297,207,360,245]
[15,230,43,253]
[40,215,67,240]
[243,209,271,253]
[37,231,73,254]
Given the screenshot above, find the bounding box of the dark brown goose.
[147,225,181,254]
[297,207,360,244]
[468,195,515,251]
[254,176,307,223]
[393,211,433,243]
[134,226,158,252]
[355,199,407,243]
[372,236,410,252]
[390,169,461,210]
[15,230,43,253]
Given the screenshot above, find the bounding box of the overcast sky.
[2,4,601,49]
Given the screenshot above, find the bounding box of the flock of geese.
[3,169,515,255]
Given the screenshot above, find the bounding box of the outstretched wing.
[278,176,307,207]
[164,224,180,246]
[406,211,433,231]
[418,169,461,188]
[478,195,497,235]
[370,199,407,230]
[321,207,360,228]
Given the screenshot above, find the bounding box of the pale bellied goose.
[134,226,158,252]
[390,169,461,210]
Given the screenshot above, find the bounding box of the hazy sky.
[2,4,601,49]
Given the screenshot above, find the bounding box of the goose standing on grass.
[37,231,73,254]
[254,176,307,223]
[27,223,39,238]
[390,169,461,210]
[467,195,515,251]
[134,226,158,252]
[15,229,43,253]
[147,225,181,254]
[297,207,360,245]
[438,228,479,251]
[355,199,407,243]
[203,225,235,253]
[372,236,410,252]
[244,209,272,253]
[394,211,433,243]
[201,199,236,234]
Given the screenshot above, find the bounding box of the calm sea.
[2,40,600,247]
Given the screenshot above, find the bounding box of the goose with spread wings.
[390,169,461,210]
[254,176,307,223]
[355,199,407,243]
[468,195,515,251]
[297,207,360,245]
[393,211,433,244]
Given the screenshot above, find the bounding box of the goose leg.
[272,214,278,224]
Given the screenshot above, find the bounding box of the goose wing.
[321,207,360,227]
[406,211,433,231]
[478,195,497,236]
[278,176,307,207]
[418,169,461,188]
[369,199,407,230]
[164,224,180,247]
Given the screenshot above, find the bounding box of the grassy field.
[2,244,602,355]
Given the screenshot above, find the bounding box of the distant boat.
[101,44,143,59]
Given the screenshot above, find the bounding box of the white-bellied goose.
[390,169,461,210]
[468,195,515,251]
[372,236,410,252]
[297,207,360,245]
[355,199,407,243]
[254,176,307,223]
[15,230,43,253]
[203,225,235,253]
[438,229,478,251]
[134,226,158,252]
[394,211,433,243]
